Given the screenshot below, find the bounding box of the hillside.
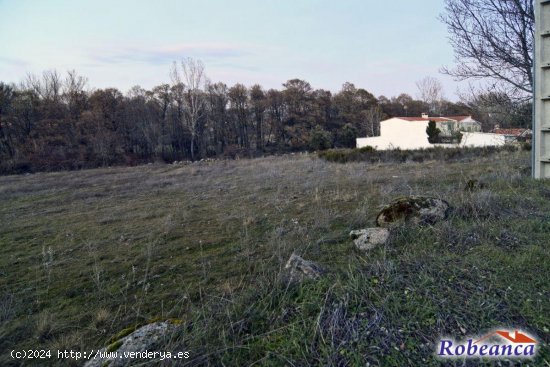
[0,149,549,366]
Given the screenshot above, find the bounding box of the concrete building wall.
[456,132,506,147]
[356,118,506,150]
[357,118,431,150]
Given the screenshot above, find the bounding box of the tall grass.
[0,149,548,366]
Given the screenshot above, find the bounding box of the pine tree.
[426,120,441,144]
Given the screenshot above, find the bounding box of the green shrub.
[426,120,441,144]
[335,124,358,148]
[309,127,333,151]
[358,146,375,153]
[317,149,350,163]
[453,131,463,144]
[318,145,519,164]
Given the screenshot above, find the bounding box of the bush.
[426,120,441,144]
[318,145,520,164]
[317,149,350,163]
[453,131,463,144]
[0,159,32,174]
[309,127,333,151]
[358,146,375,153]
[335,124,358,148]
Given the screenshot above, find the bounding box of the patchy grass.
[0,150,549,366]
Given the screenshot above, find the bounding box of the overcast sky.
[0,0,463,99]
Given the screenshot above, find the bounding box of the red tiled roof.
[492,128,529,136]
[395,117,455,122]
[445,115,472,121]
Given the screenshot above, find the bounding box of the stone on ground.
[284,253,324,283]
[84,321,180,367]
[350,228,390,251]
[376,196,450,227]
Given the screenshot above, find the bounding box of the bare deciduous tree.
[250,84,266,151]
[228,83,250,150]
[440,0,534,99]
[63,70,88,119]
[0,83,16,157]
[24,70,63,102]
[363,105,384,137]
[151,84,172,156]
[170,58,207,160]
[416,76,444,114]
[206,82,230,154]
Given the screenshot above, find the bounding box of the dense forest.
[0,60,531,174]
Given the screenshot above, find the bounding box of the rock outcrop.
[84,320,180,367]
[350,228,390,251]
[376,196,450,227]
[284,253,324,283]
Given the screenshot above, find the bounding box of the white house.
[447,115,482,132]
[356,115,505,150]
[492,127,533,143]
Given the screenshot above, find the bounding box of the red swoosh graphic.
[474,330,536,344]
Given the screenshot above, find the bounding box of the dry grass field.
[0,149,549,366]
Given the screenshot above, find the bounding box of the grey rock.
[284,253,324,283]
[376,196,450,227]
[350,228,390,251]
[83,321,179,367]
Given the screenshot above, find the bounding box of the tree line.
[0,59,529,174]
[0,0,537,174]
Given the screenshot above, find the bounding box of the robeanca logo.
[437,329,537,359]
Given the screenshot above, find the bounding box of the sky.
[0,0,464,99]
